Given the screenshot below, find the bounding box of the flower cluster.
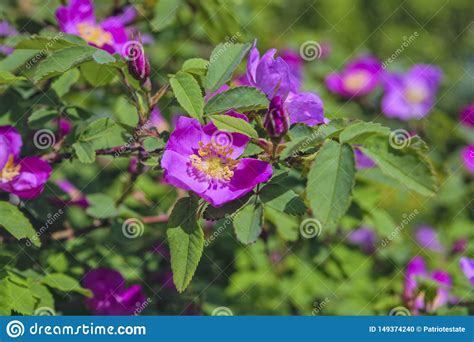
[326,58,442,120]
[245,41,325,127]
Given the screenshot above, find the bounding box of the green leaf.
[170,71,204,121]
[168,197,199,233]
[29,283,55,310]
[307,140,355,232]
[233,203,263,244]
[0,49,38,72]
[0,279,11,315]
[80,61,116,86]
[151,0,183,31]
[114,96,139,127]
[51,68,80,97]
[360,135,437,196]
[28,108,58,128]
[7,281,36,315]
[205,42,251,92]
[259,184,306,215]
[203,193,253,221]
[182,58,208,75]
[77,118,126,149]
[0,71,26,85]
[211,114,258,138]
[47,253,69,273]
[168,224,204,293]
[280,132,325,159]
[85,194,118,219]
[33,45,103,82]
[14,34,86,50]
[143,137,164,152]
[0,202,40,247]
[72,142,96,164]
[91,49,116,64]
[205,86,269,114]
[42,273,92,296]
[339,121,390,144]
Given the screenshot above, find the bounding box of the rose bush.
[0,0,472,316]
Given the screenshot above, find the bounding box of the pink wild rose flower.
[0,126,52,199]
[326,56,382,98]
[56,0,136,55]
[382,64,442,120]
[161,114,272,207]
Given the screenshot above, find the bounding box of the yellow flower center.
[190,141,239,181]
[77,23,113,47]
[0,155,21,182]
[405,86,427,104]
[343,71,370,92]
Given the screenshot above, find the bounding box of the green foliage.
[360,135,438,196]
[170,71,204,121]
[210,114,258,138]
[41,273,91,296]
[33,45,115,82]
[233,203,263,244]
[167,225,204,293]
[307,140,355,232]
[51,68,80,97]
[0,202,40,247]
[182,58,208,75]
[339,121,390,144]
[204,42,251,92]
[205,86,269,114]
[0,0,471,318]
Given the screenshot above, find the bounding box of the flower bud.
[127,44,150,84]
[264,96,290,139]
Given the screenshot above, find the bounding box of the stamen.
[343,71,370,92]
[0,155,21,182]
[405,86,427,104]
[77,23,113,47]
[190,140,239,181]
